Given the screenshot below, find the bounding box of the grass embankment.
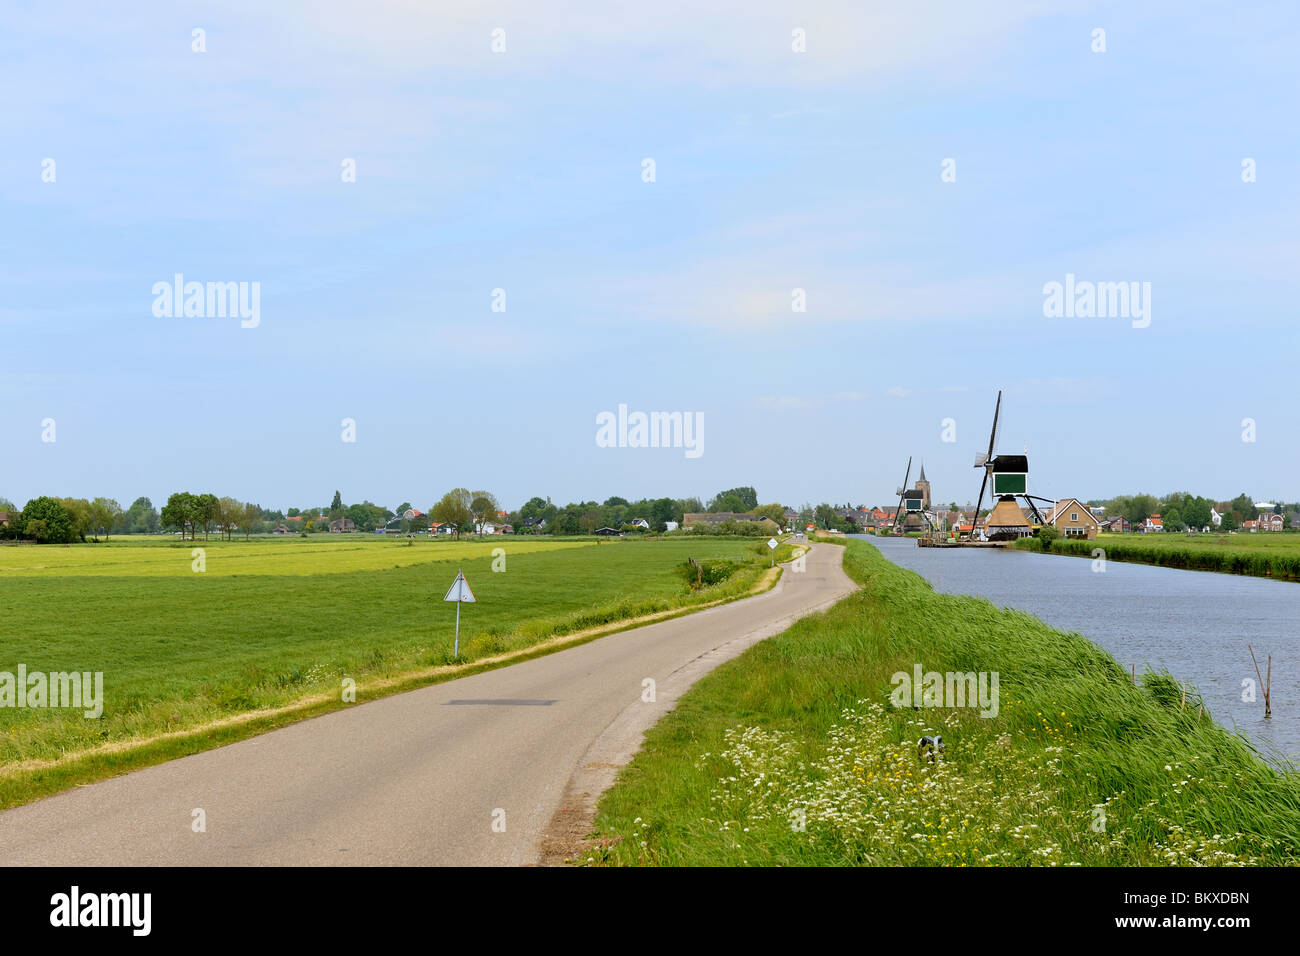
[588,536,1299,866]
[0,535,792,808]
[1016,532,1300,581]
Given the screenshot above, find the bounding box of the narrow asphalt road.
[0,541,855,866]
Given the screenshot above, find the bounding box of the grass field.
[1017,531,1300,580]
[587,536,1300,866]
[0,534,791,807]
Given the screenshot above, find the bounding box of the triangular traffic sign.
[443,570,476,603]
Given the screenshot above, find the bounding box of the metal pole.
[454,590,461,659]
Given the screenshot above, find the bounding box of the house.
[272,523,292,534]
[1141,514,1164,533]
[430,522,453,535]
[1259,513,1284,532]
[594,527,621,536]
[1210,505,1228,527]
[1101,516,1131,533]
[664,521,679,532]
[1243,520,1259,532]
[1089,505,1106,518]
[499,524,515,534]
[476,522,496,535]
[1043,499,1101,539]
[386,508,426,531]
[0,512,9,528]
[628,517,650,530]
[329,517,356,533]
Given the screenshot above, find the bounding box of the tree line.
[0,485,798,543]
[1088,492,1300,532]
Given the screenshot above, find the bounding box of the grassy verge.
[587,536,1299,866]
[1016,533,1300,581]
[0,536,794,808]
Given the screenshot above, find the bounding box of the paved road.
[0,542,855,866]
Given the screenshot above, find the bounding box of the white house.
[629,517,650,529]
[664,521,679,531]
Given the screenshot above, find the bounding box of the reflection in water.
[858,536,1299,764]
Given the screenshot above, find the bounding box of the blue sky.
[3,1,1297,513]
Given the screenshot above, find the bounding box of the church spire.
[918,462,927,482]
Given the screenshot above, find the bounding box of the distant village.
[821,465,1298,541]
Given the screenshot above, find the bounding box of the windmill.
[893,456,933,533]
[968,390,1054,541]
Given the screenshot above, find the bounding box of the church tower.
[916,463,931,511]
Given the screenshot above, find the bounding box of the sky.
[2,1,1298,514]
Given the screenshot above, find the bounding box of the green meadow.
[0,534,788,807]
[1019,531,1300,580]
[588,536,1299,867]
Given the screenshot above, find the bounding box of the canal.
[859,535,1299,765]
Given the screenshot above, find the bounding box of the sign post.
[443,569,476,658]
[767,537,778,567]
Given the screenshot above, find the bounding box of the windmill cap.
[991,454,1028,472]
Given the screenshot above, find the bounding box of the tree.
[519,497,549,521]
[1221,511,1239,532]
[237,501,260,539]
[711,486,758,512]
[215,497,243,540]
[331,490,344,514]
[88,497,123,540]
[1163,508,1185,532]
[752,503,786,526]
[161,492,201,540]
[1120,494,1159,526]
[120,496,159,534]
[470,491,499,535]
[58,498,93,542]
[431,489,472,539]
[194,493,218,539]
[1229,493,1257,523]
[20,497,74,543]
[1182,497,1212,531]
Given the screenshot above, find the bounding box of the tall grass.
[589,537,1299,866]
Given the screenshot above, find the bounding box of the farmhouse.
[328,517,356,533]
[1258,513,1284,532]
[1043,499,1101,539]
[1141,514,1164,533]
